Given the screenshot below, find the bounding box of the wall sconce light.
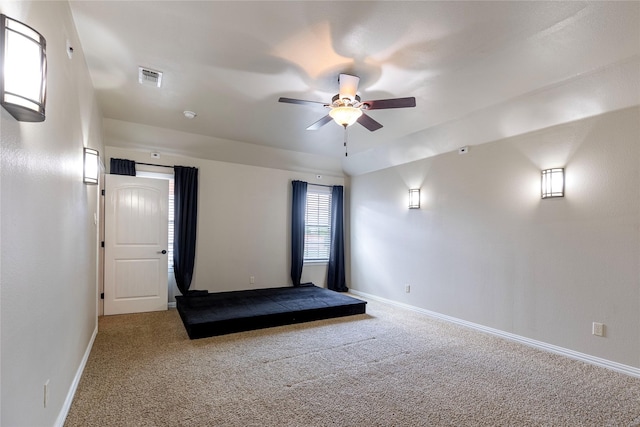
[83,148,99,185]
[541,168,564,199]
[409,188,420,209]
[0,14,47,122]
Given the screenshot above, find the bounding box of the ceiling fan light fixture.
[329,106,362,127]
[278,72,416,132]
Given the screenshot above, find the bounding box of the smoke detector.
[138,67,163,88]
[183,110,197,119]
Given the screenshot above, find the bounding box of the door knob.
[159,250,167,254]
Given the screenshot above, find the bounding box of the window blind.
[136,171,174,269]
[304,185,332,261]
[167,178,174,269]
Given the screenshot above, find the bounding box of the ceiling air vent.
[138,67,163,88]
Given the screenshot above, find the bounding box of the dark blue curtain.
[328,185,348,292]
[110,158,136,175]
[174,166,198,295]
[291,180,307,286]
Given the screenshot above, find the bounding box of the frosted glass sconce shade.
[541,168,564,199]
[409,188,420,209]
[0,14,47,122]
[84,148,99,185]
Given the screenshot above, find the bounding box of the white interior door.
[104,174,169,315]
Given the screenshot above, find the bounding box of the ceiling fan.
[278,74,416,132]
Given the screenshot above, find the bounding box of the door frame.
[103,174,169,315]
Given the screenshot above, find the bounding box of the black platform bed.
[175,284,367,339]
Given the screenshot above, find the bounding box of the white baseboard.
[350,289,640,379]
[168,301,176,309]
[55,324,98,427]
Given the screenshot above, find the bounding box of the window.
[136,171,175,269]
[304,185,332,262]
[167,178,174,269]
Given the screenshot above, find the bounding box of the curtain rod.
[308,183,338,188]
[136,162,174,169]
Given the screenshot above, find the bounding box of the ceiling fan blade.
[306,114,333,131]
[362,97,416,110]
[279,97,328,107]
[357,113,383,132]
[339,74,360,102]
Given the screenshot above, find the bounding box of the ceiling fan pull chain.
[343,125,348,157]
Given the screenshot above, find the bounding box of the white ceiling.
[69,1,640,176]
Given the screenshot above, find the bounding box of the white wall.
[0,1,103,426]
[106,147,345,296]
[350,107,640,369]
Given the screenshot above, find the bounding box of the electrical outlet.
[405,284,410,293]
[592,322,604,337]
[44,380,49,408]
[250,276,255,285]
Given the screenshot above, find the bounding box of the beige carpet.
[65,297,640,426]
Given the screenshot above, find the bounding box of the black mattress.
[175,285,367,339]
